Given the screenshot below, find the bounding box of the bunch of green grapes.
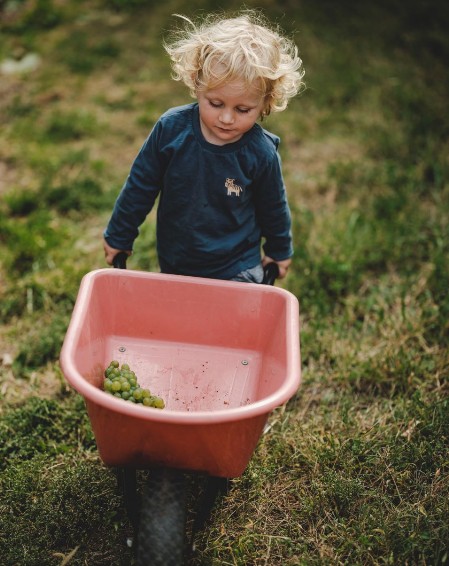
[103,360,165,409]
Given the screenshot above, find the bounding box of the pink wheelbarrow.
[60,260,301,565]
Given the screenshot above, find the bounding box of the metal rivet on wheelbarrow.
[241,359,249,365]
[118,346,126,352]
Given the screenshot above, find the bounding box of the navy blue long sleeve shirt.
[104,103,293,279]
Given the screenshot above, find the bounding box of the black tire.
[136,467,188,566]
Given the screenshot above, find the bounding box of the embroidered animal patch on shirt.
[225,178,243,197]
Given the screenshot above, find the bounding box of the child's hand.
[262,256,292,279]
[103,238,132,266]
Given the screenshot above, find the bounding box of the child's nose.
[219,109,234,124]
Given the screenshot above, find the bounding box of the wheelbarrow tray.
[60,269,301,478]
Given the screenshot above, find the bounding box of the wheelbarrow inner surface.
[60,269,300,477]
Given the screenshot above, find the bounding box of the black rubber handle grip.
[262,262,279,285]
[112,252,128,269]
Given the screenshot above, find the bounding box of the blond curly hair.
[164,10,305,116]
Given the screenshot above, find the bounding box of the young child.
[103,10,305,282]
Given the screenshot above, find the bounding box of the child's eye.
[209,100,222,108]
[237,108,250,114]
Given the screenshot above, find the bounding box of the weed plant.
[0,0,448,565]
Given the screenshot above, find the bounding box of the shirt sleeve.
[254,150,294,261]
[103,123,165,250]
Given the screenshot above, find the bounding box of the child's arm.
[103,122,165,261]
[254,150,293,279]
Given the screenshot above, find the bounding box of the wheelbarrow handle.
[262,262,279,286]
[112,252,279,285]
[112,252,129,269]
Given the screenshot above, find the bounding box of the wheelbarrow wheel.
[137,467,187,566]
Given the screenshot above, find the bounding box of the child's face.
[196,79,265,145]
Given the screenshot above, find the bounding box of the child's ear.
[261,95,271,119]
[261,106,271,120]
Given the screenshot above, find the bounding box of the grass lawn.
[0,0,448,564]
